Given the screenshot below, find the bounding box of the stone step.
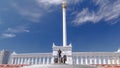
[21,64,98,68]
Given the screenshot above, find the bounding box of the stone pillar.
[39,58,41,64]
[116,58,118,64]
[88,58,90,64]
[90,58,92,64]
[11,58,14,64]
[31,58,34,65]
[108,57,111,64]
[24,58,27,64]
[81,57,83,64]
[115,58,117,64]
[17,58,20,64]
[94,58,97,64]
[47,57,49,64]
[112,59,115,64]
[72,57,75,64]
[14,58,17,64]
[43,58,45,64]
[98,58,101,64]
[103,58,106,64]
[76,57,79,64]
[20,58,23,64]
[85,57,88,64]
[51,57,54,64]
[62,0,67,47]
[27,58,30,64]
[117,57,120,65]
[35,57,38,64]
[116,58,119,65]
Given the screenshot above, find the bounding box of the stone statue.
[58,49,62,58]
[63,55,67,63]
[54,49,67,64]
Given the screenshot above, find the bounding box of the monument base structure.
[52,43,72,64]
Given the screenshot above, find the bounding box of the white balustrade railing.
[9,52,120,65]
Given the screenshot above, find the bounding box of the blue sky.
[0,0,120,53]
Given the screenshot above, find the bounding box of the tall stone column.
[62,0,67,47]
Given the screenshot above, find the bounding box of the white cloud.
[11,1,43,22]
[6,26,30,33]
[36,0,82,6]
[1,33,16,38]
[0,26,29,39]
[36,0,62,5]
[11,0,82,22]
[73,0,120,25]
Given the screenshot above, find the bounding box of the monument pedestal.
[52,43,72,64]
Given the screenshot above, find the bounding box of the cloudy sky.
[0,0,120,53]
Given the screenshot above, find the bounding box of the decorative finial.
[62,0,66,8]
[53,43,56,47]
[12,51,17,55]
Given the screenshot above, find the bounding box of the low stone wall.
[0,64,29,68]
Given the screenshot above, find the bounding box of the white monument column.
[62,0,67,47]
